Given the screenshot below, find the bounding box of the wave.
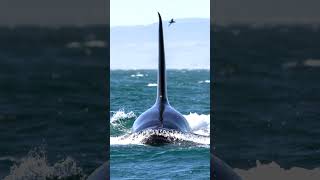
[198,80,210,84]
[110,110,136,134]
[65,40,106,49]
[184,113,210,136]
[283,59,320,69]
[130,72,147,77]
[235,161,320,180]
[0,156,19,163]
[110,109,136,123]
[110,110,210,146]
[304,59,320,67]
[4,148,86,180]
[147,83,157,87]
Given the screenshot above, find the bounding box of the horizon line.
[111,17,210,28]
[1,22,319,28]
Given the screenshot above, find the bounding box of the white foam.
[147,83,157,87]
[184,113,210,136]
[66,42,81,48]
[110,110,136,123]
[110,110,210,146]
[4,149,85,180]
[130,72,145,77]
[235,161,320,180]
[84,40,106,48]
[110,129,209,146]
[110,110,136,134]
[304,59,320,67]
[65,40,106,49]
[110,133,145,146]
[198,80,210,84]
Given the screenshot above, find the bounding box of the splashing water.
[110,109,210,146]
[110,110,136,134]
[110,109,136,123]
[235,161,320,180]
[4,148,86,180]
[184,113,210,136]
[111,129,209,147]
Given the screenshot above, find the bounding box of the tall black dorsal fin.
[156,12,168,103]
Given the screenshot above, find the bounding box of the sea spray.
[235,161,320,180]
[110,110,136,135]
[4,148,86,180]
[184,113,210,136]
[110,109,210,146]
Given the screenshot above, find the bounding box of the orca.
[87,12,242,180]
[86,161,109,180]
[131,12,191,143]
[212,155,243,180]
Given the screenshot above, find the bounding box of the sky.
[111,0,210,27]
[110,0,210,69]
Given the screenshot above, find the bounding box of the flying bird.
[168,18,176,26]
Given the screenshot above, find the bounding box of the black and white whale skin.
[87,12,242,180]
[131,12,191,144]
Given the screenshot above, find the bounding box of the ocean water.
[213,25,320,179]
[1,25,320,180]
[110,70,210,179]
[0,27,107,179]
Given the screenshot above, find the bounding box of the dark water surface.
[0,27,107,179]
[1,25,320,179]
[213,25,320,170]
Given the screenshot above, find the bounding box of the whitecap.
[110,110,136,134]
[136,73,144,77]
[198,80,210,84]
[130,72,145,78]
[4,148,85,180]
[147,83,157,87]
[0,156,19,163]
[110,110,136,124]
[304,59,320,67]
[84,40,106,48]
[235,161,320,180]
[184,113,210,136]
[65,42,81,48]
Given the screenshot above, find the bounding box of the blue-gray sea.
[1,25,320,180]
[110,70,210,179]
[0,26,107,179]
